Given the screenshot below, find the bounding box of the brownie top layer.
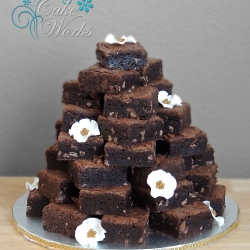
[44,202,82,214]
[28,189,41,199]
[38,169,70,181]
[164,201,211,218]
[186,164,218,176]
[105,86,157,101]
[63,105,101,117]
[81,185,131,196]
[155,154,184,167]
[103,207,149,224]
[206,185,226,198]
[46,142,58,152]
[69,158,105,169]
[58,132,103,143]
[99,115,162,126]
[106,141,155,151]
[165,126,206,140]
[97,42,147,57]
[63,80,79,89]
[83,62,139,77]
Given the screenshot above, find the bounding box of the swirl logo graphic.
[12,0,94,40]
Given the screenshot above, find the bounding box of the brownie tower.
[26,36,226,246]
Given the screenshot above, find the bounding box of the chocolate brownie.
[139,58,163,85]
[46,143,68,171]
[130,155,185,188]
[78,63,140,94]
[147,78,173,94]
[26,189,50,217]
[101,207,149,244]
[68,157,128,189]
[42,203,88,238]
[132,180,194,213]
[103,86,158,119]
[156,126,207,157]
[62,80,104,109]
[55,119,62,139]
[98,115,163,145]
[149,201,213,239]
[186,164,218,194]
[157,102,191,134]
[79,185,132,216]
[57,132,104,160]
[201,185,226,216]
[183,144,215,170]
[62,105,101,132]
[104,141,156,168]
[38,169,79,203]
[96,42,147,70]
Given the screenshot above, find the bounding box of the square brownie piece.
[96,42,147,70]
[68,158,128,189]
[42,203,88,238]
[98,115,163,145]
[62,105,101,132]
[104,141,156,168]
[79,185,132,216]
[38,169,79,203]
[78,63,140,94]
[132,180,194,213]
[103,86,158,119]
[26,189,50,217]
[149,201,213,239]
[57,132,104,160]
[156,126,207,157]
[201,185,226,216]
[55,119,62,139]
[186,164,218,194]
[101,207,149,244]
[46,143,68,171]
[183,144,215,170]
[147,78,173,95]
[139,58,163,85]
[130,155,185,188]
[62,80,104,109]
[157,102,191,134]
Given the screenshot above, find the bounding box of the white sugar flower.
[69,119,100,143]
[75,218,106,247]
[25,177,39,191]
[105,34,136,44]
[203,201,225,227]
[147,169,177,200]
[158,91,182,109]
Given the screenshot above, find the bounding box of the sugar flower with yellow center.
[203,201,225,227]
[75,218,106,247]
[147,169,177,199]
[69,119,100,143]
[25,177,39,191]
[105,34,136,45]
[158,91,182,109]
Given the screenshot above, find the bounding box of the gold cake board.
[12,193,239,250]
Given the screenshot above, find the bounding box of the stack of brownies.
[26,38,226,244]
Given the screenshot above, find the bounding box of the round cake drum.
[13,193,239,250]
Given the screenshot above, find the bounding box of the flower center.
[156,180,165,190]
[80,128,89,136]
[87,229,96,238]
[162,98,171,104]
[211,209,217,217]
[117,37,125,43]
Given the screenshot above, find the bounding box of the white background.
[0,0,250,177]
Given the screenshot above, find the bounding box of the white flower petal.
[88,120,100,137]
[75,218,106,247]
[171,94,182,106]
[147,170,177,200]
[105,34,136,45]
[26,177,39,191]
[203,201,225,227]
